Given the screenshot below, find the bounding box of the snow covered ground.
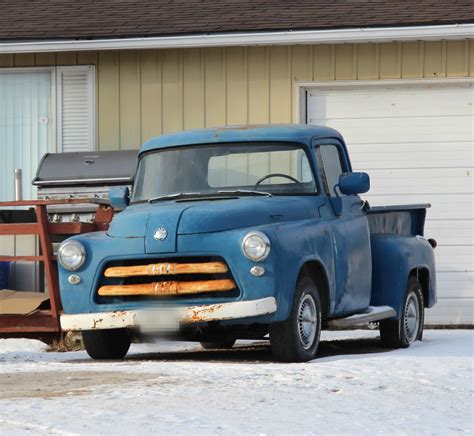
[0,329,472,435]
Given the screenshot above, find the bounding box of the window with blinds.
[57,65,95,152]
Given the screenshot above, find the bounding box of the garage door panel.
[364,194,472,221]
[350,143,473,172]
[310,116,471,143]
[437,274,473,298]
[348,141,473,154]
[434,246,473,272]
[308,88,472,119]
[425,220,473,245]
[425,298,473,325]
[365,171,472,195]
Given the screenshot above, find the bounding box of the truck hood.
[107,197,318,253]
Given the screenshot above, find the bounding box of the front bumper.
[60,297,277,331]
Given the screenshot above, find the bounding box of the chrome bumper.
[60,297,277,331]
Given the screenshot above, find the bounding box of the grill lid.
[33,150,139,187]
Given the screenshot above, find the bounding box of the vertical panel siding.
[357,44,379,80]
[204,48,226,127]
[97,51,119,150]
[401,42,423,78]
[424,41,447,77]
[335,44,357,80]
[226,47,248,125]
[0,40,470,150]
[269,46,291,123]
[55,52,77,65]
[446,41,468,77]
[0,55,14,67]
[119,50,141,149]
[379,43,401,79]
[248,46,269,124]
[14,54,35,67]
[313,45,335,80]
[183,49,204,130]
[161,49,183,133]
[35,53,55,66]
[140,50,162,142]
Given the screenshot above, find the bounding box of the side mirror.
[108,186,130,209]
[338,172,370,195]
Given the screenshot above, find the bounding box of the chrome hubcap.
[297,294,318,350]
[404,291,420,343]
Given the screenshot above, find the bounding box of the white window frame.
[56,65,96,152]
[0,66,57,151]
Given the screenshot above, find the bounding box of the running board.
[327,306,396,328]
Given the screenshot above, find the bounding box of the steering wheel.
[254,173,303,189]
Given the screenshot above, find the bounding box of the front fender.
[370,234,436,319]
[272,219,335,321]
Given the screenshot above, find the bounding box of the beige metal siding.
[0,41,472,150]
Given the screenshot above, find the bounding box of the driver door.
[314,141,372,316]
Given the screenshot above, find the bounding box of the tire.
[200,339,236,350]
[270,276,322,362]
[82,328,131,360]
[380,276,425,348]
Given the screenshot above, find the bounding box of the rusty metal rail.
[0,199,114,338]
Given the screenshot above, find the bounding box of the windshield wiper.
[148,192,203,203]
[148,189,272,203]
[217,189,272,197]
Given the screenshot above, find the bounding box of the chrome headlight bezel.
[242,231,271,262]
[58,240,86,271]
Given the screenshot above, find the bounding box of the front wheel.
[270,276,322,362]
[82,328,131,360]
[379,276,424,348]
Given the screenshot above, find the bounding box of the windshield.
[131,142,316,203]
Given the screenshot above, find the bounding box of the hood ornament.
[153,227,168,241]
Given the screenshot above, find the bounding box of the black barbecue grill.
[33,150,139,223]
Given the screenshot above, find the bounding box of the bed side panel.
[370,234,437,318]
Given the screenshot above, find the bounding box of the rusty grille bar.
[98,279,236,296]
[104,261,228,277]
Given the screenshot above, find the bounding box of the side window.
[316,145,344,196]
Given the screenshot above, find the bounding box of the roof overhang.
[0,24,472,54]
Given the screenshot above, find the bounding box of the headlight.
[242,231,270,262]
[58,240,86,271]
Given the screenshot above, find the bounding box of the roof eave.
[0,24,472,54]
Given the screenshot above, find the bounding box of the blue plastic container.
[0,261,10,289]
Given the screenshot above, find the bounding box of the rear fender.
[370,234,436,319]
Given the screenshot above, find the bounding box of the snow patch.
[0,338,48,353]
[0,330,472,435]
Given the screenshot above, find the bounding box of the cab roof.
[140,124,344,153]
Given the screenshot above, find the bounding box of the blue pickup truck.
[58,125,436,362]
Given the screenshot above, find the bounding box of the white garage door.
[306,81,473,325]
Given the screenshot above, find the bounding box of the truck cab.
[58,125,436,362]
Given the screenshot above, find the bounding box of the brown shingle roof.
[0,0,473,41]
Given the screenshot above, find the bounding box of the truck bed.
[366,203,430,237]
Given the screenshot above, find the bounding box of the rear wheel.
[200,339,236,350]
[380,276,424,348]
[270,276,322,362]
[82,328,131,360]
